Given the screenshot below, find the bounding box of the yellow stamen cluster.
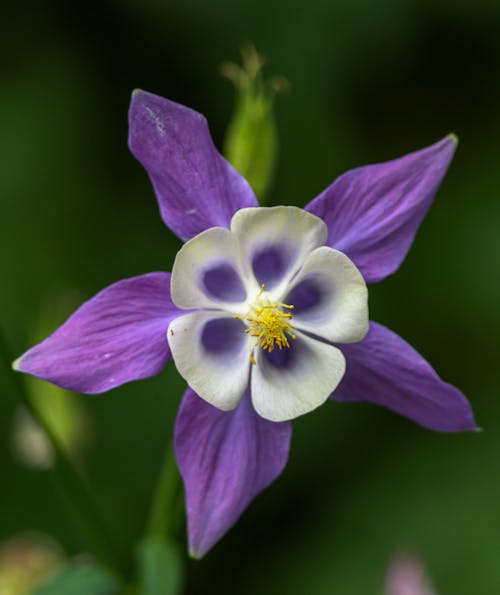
[241,285,296,365]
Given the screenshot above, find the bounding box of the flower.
[168,205,368,422]
[385,554,437,595]
[14,90,476,557]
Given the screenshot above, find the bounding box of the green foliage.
[137,538,183,595]
[33,563,120,595]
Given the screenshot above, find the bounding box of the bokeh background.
[1,0,500,593]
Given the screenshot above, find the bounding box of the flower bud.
[221,44,287,202]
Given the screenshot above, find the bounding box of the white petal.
[285,246,368,343]
[251,331,345,421]
[171,227,250,310]
[230,206,327,296]
[168,311,250,410]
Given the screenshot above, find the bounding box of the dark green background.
[1,0,499,593]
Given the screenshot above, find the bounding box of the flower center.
[241,285,296,365]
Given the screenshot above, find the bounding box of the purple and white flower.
[14,90,476,557]
[168,205,368,421]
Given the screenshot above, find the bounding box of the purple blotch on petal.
[285,276,324,314]
[201,263,247,303]
[262,338,310,371]
[201,318,246,357]
[252,244,292,289]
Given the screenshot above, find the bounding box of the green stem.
[0,328,124,578]
[146,441,182,538]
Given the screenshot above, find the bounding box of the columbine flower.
[168,205,368,421]
[14,90,476,557]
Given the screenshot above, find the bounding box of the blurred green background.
[1,0,500,593]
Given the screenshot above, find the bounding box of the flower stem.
[0,327,125,578]
[146,441,182,538]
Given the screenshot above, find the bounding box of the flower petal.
[128,90,258,241]
[251,331,346,421]
[333,322,476,432]
[285,246,368,343]
[305,136,457,284]
[175,388,292,558]
[168,311,250,411]
[170,227,249,311]
[231,207,327,294]
[14,273,180,393]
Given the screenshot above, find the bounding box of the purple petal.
[333,322,476,432]
[305,136,457,283]
[175,388,292,557]
[128,90,258,241]
[15,273,181,393]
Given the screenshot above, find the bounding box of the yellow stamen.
[240,285,296,364]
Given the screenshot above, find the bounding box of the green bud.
[221,45,287,202]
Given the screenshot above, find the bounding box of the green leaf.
[33,563,120,595]
[137,537,183,595]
